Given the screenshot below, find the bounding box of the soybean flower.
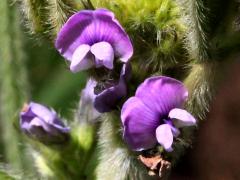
[121,76,196,151]
[20,102,70,144]
[55,9,133,73]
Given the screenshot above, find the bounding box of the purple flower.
[55,9,133,73]
[20,102,70,144]
[121,76,196,152]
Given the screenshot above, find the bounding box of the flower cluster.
[20,8,196,155]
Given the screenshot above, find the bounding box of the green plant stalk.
[32,123,95,179]
[47,0,77,40]
[96,113,151,180]
[178,0,210,63]
[20,0,49,35]
[0,0,30,170]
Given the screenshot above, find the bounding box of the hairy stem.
[96,113,153,180]
[0,0,30,170]
[47,0,77,40]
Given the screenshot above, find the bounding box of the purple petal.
[20,102,70,144]
[29,102,56,123]
[121,97,159,151]
[79,79,100,122]
[135,76,188,116]
[91,42,114,69]
[55,9,133,63]
[120,62,132,81]
[29,117,51,132]
[156,124,174,152]
[94,78,126,113]
[93,64,131,113]
[169,108,197,128]
[163,119,180,137]
[70,44,94,72]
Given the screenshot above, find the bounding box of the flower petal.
[135,76,188,116]
[94,78,126,113]
[169,108,197,128]
[29,102,56,123]
[55,9,133,62]
[121,97,159,151]
[29,117,51,132]
[91,42,114,69]
[156,124,174,152]
[93,64,131,113]
[55,10,93,60]
[79,79,100,122]
[70,44,94,72]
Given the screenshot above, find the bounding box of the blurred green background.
[0,0,87,175]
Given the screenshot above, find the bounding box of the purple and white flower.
[121,76,196,152]
[55,9,133,73]
[20,102,70,144]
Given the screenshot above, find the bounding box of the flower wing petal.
[29,102,56,123]
[156,124,174,152]
[169,108,196,128]
[91,42,114,69]
[121,97,159,151]
[70,44,94,72]
[55,10,93,60]
[94,79,126,113]
[135,76,188,116]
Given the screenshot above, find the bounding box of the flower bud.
[20,102,70,144]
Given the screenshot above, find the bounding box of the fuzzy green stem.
[178,0,210,62]
[184,61,231,120]
[33,123,95,179]
[0,0,30,170]
[47,0,77,40]
[96,113,151,180]
[19,0,49,35]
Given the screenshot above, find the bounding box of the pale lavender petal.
[171,126,180,137]
[163,119,180,137]
[79,79,100,122]
[55,9,133,63]
[120,62,132,81]
[169,108,197,128]
[156,124,174,152]
[29,102,56,123]
[70,44,94,72]
[121,97,159,151]
[135,76,188,116]
[91,42,114,69]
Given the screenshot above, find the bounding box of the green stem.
[0,0,30,171]
[20,0,49,35]
[47,0,77,40]
[179,0,210,62]
[96,113,149,180]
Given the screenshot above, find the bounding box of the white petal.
[91,42,114,69]
[156,124,173,152]
[70,44,94,72]
[169,108,197,128]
